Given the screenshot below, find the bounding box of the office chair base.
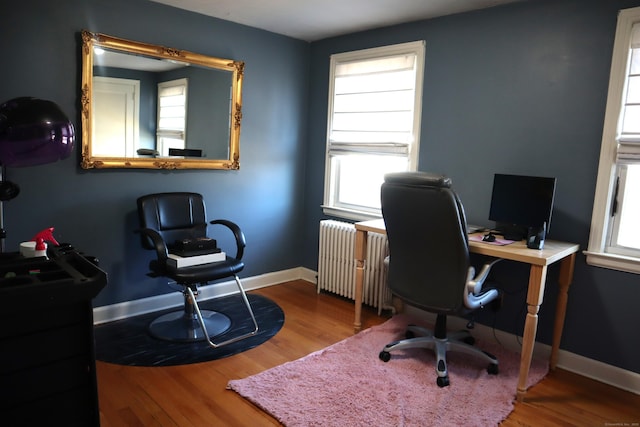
[437,376,450,387]
[379,322,499,387]
[149,310,231,342]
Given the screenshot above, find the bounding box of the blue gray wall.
[303,0,640,374]
[3,0,640,374]
[1,0,309,306]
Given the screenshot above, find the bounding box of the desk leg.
[354,229,367,333]
[517,264,547,402]
[550,253,576,369]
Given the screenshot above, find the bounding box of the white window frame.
[586,7,640,274]
[322,41,425,221]
[157,78,188,156]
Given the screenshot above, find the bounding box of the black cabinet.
[0,247,106,426]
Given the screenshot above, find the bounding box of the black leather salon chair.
[137,192,258,348]
[378,172,501,387]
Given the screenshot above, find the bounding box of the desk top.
[355,219,579,267]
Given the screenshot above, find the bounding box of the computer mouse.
[482,233,496,242]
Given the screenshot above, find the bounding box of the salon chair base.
[150,310,231,342]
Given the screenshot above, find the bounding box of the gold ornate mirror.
[80,30,243,169]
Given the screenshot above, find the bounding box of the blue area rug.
[94,293,284,366]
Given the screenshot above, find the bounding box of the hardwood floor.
[97,280,640,426]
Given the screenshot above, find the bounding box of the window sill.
[584,250,640,275]
[321,205,381,222]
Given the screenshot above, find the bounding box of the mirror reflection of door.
[92,76,140,157]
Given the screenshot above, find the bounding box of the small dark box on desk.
[526,223,546,250]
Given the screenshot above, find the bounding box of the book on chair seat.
[167,252,226,268]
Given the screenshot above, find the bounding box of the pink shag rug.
[228,314,548,426]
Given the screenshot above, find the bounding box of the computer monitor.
[488,174,557,240]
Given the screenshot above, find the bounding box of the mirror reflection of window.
[157,78,188,156]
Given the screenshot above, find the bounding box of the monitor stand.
[496,223,527,241]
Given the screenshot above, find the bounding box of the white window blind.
[157,78,188,155]
[329,54,417,156]
[323,41,425,220]
[617,27,640,163]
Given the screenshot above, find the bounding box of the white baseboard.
[403,305,640,396]
[556,348,640,396]
[93,267,639,395]
[92,266,316,324]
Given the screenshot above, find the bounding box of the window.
[322,41,425,220]
[586,7,640,274]
[157,78,188,156]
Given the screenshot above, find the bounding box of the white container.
[19,241,36,257]
[19,241,47,258]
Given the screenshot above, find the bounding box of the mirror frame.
[80,30,243,170]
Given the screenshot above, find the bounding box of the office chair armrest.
[209,219,246,260]
[463,258,501,309]
[137,228,169,263]
[464,287,499,310]
[467,258,501,295]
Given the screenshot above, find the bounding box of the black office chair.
[378,172,501,387]
[137,192,258,348]
[168,148,203,157]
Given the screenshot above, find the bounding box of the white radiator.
[317,220,393,314]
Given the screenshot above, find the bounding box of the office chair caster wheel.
[379,351,391,362]
[437,376,450,387]
[487,363,499,375]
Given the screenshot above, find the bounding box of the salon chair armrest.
[209,219,246,260]
[137,228,169,264]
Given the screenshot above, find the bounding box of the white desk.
[354,218,579,401]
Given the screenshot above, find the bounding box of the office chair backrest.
[381,172,470,314]
[137,192,208,250]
